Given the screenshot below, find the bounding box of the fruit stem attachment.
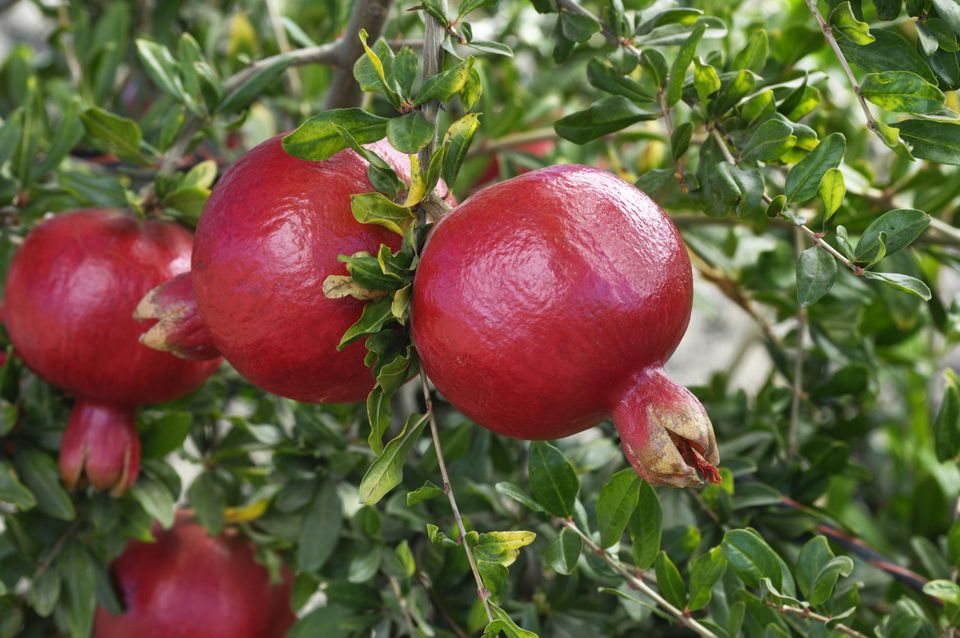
[555,517,720,638]
[59,400,141,496]
[613,369,720,488]
[419,368,494,623]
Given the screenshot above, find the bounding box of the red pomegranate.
[412,165,719,487]
[138,135,452,403]
[472,138,555,190]
[95,515,295,638]
[4,210,220,495]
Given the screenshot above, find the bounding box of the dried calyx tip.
[613,369,720,488]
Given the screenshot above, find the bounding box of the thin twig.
[768,603,869,638]
[419,369,494,622]
[388,575,417,635]
[556,518,719,638]
[325,0,395,108]
[30,519,83,585]
[789,227,806,458]
[801,0,877,135]
[224,42,341,93]
[466,127,558,157]
[417,2,447,168]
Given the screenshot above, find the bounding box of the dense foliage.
[1,0,960,636]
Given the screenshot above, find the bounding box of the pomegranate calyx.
[135,273,220,361]
[613,369,720,488]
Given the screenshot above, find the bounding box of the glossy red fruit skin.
[5,210,218,405]
[413,165,717,486]
[192,135,442,403]
[4,210,220,493]
[94,517,295,638]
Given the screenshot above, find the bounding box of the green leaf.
[628,481,662,569]
[386,112,434,154]
[948,518,960,567]
[894,119,960,165]
[721,529,784,589]
[666,24,706,106]
[587,59,654,103]
[188,471,225,535]
[136,39,191,106]
[854,208,930,262]
[129,479,175,529]
[282,108,388,162]
[654,552,687,609]
[60,541,96,638]
[818,167,845,219]
[414,57,474,106]
[670,121,694,161]
[797,247,838,306]
[406,480,443,506]
[79,107,146,165]
[14,448,75,521]
[355,30,401,107]
[140,412,193,459]
[923,579,960,604]
[350,192,415,236]
[860,71,945,113]
[862,271,932,300]
[554,96,658,144]
[596,468,640,548]
[34,100,84,179]
[741,117,797,162]
[839,30,937,83]
[560,12,600,42]
[544,527,581,575]
[641,49,668,88]
[693,58,722,105]
[359,413,429,504]
[339,297,396,348]
[495,481,546,513]
[829,2,875,44]
[30,567,60,617]
[484,605,539,638]
[785,133,846,203]
[298,481,342,571]
[688,547,726,610]
[469,530,536,567]
[527,441,579,517]
[219,56,291,114]
[932,0,960,33]
[465,40,515,57]
[442,113,481,185]
[935,369,960,462]
[0,461,35,511]
[734,30,768,72]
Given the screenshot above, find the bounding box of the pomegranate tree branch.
[264,0,304,102]
[419,369,494,622]
[325,0,395,108]
[414,3,493,620]
[801,0,877,134]
[768,603,869,638]
[555,517,719,638]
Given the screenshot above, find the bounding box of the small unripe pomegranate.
[4,210,219,495]
[138,135,452,403]
[412,165,720,487]
[94,515,295,638]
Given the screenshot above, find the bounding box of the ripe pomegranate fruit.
[95,514,295,638]
[4,210,219,495]
[412,165,720,487]
[138,135,452,403]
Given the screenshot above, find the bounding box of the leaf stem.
[768,603,869,638]
[419,369,494,622]
[800,0,879,136]
[658,90,688,192]
[556,518,719,638]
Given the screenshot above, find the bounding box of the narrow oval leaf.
[860,71,945,114]
[818,167,845,219]
[797,247,838,306]
[596,468,640,548]
[785,133,846,203]
[854,208,930,262]
[527,441,579,517]
[359,413,429,505]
